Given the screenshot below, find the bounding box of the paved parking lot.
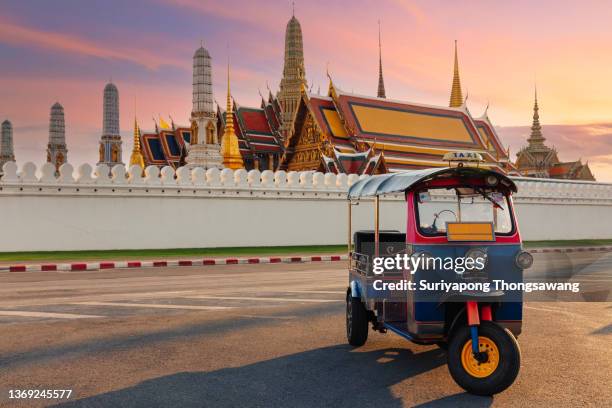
[0,254,610,407]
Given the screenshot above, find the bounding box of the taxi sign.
[442,151,484,162]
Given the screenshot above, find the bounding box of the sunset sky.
[2,0,612,180]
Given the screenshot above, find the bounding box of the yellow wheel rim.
[460,336,500,378]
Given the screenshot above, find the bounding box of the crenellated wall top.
[2,161,612,202]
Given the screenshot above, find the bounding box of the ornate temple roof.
[335,84,510,172]
[514,88,595,180]
[321,148,386,175]
[285,83,515,174]
[218,98,283,158]
[549,160,595,180]
[140,126,191,168]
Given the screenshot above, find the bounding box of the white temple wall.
[1,162,612,252]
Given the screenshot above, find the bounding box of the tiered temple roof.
[217,95,283,170]
[140,124,191,169]
[281,81,517,174]
[139,96,284,171]
[321,148,386,175]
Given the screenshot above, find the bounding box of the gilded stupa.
[130,117,145,169]
[220,62,244,170]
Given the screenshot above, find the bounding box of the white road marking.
[524,305,595,319]
[188,295,341,303]
[0,310,102,319]
[74,301,233,310]
[279,290,345,294]
[239,315,297,320]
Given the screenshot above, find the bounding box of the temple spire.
[221,58,244,170]
[277,10,307,139]
[449,40,463,107]
[377,20,386,98]
[129,117,145,169]
[527,85,545,147]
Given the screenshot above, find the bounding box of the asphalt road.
[0,253,610,408]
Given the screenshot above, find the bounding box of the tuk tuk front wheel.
[346,294,368,346]
[447,321,520,396]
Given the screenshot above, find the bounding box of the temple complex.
[131,11,591,180]
[515,90,595,180]
[46,102,68,172]
[0,120,15,172]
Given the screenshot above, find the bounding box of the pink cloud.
[161,0,290,28]
[0,17,188,71]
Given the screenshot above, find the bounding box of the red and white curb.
[529,246,612,254]
[1,255,348,272]
[3,246,611,272]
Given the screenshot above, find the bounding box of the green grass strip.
[0,245,348,263]
[2,240,612,262]
[523,239,612,248]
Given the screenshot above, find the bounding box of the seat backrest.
[354,230,406,255]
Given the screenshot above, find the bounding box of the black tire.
[346,293,368,346]
[447,321,521,396]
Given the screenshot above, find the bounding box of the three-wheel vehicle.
[345,153,533,395]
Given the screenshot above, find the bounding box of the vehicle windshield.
[416,187,513,235]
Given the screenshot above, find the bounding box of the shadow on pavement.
[54,345,446,408]
[591,323,612,335]
[0,304,342,370]
[413,392,492,407]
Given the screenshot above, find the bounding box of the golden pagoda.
[220,62,244,170]
[129,117,145,169]
[449,40,463,108]
[514,88,595,180]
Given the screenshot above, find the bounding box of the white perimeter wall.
[1,161,612,252]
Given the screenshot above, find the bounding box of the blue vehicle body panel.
[411,243,524,336]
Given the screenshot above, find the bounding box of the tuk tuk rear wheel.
[447,321,520,396]
[346,294,368,346]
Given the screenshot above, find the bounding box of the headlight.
[464,248,488,274]
[515,251,533,269]
[486,175,499,186]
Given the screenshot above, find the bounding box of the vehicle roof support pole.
[348,200,352,268]
[375,195,380,257]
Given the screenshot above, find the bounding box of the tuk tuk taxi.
[345,152,533,395]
